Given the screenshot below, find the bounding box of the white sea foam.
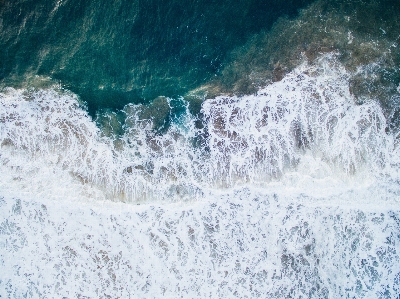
[0,54,399,202]
[0,54,399,298]
[0,187,399,298]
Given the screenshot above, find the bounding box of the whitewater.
[1,54,400,298]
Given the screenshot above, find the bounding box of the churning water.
[1,54,400,298]
[1,0,400,298]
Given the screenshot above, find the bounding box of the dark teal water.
[1,0,400,126]
[0,0,312,114]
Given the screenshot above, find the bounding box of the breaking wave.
[1,54,400,298]
[1,54,399,202]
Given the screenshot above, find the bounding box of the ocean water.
[1,0,400,298]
